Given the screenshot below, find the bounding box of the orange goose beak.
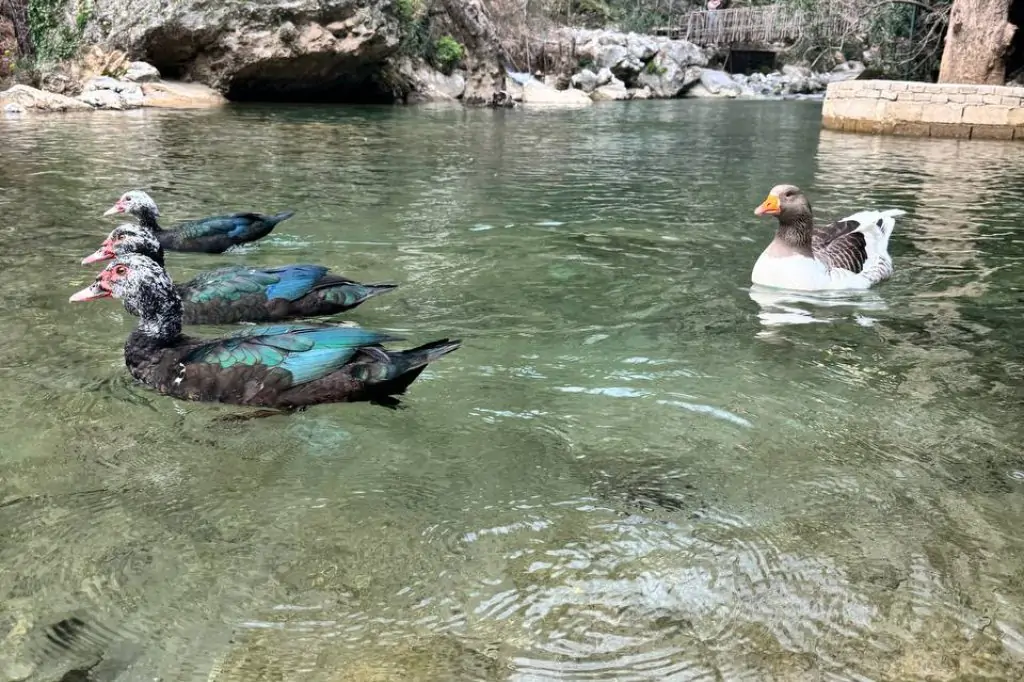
[754,193,781,216]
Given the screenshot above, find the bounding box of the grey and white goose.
[750,184,905,291]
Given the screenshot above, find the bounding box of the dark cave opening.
[223,55,400,104]
[226,76,398,104]
[1008,0,1024,79]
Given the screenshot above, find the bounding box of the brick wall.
[821,80,1024,141]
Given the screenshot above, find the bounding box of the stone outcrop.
[138,80,228,108]
[0,84,94,112]
[78,76,145,109]
[395,57,466,104]
[82,0,402,101]
[557,28,707,96]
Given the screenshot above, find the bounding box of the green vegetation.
[431,35,464,74]
[395,0,430,58]
[643,59,666,76]
[28,0,90,62]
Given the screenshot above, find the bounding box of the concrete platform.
[821,79,1024,141]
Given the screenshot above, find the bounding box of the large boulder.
[590,77,629,101]
[84,0,402,99]
[139,80,228,108]
[520,80,592,107]
[78,76,145,108]
[686,68,742,98]
[566,28,705,89]
[397,58,466,103]
[123,61,161,83]
[635,40,706,97]
[0,84,93,112]
[571,68,600,93]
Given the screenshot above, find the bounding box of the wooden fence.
[655,5,854,46]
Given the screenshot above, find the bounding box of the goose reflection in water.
[747,284,889,336]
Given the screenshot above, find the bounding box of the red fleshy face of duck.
[82,237,116,264]
[69,263,131,302]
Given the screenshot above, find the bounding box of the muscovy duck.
[103,190,295,254]
[751,184,905,291]
[69,254,461,408]
[82,224,397,326]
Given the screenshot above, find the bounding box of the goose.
[751,184,905,291]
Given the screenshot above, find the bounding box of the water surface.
[1,101,1024,681]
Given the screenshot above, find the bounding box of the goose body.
[751,185,904,292]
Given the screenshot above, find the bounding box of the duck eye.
[114,265,128,276]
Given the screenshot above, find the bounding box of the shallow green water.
[1,100,1024,681]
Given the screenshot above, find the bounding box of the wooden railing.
[654,5,854,46]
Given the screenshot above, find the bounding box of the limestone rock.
[139,80,228,108]
[78,77,145,109]
[629,86,653,100]
[0,17,16,79]
[77,44,130,81]
[565,28,705,88]
[591,77,629,101]
[686,69,742,98]
[3,102,25,115]
[0,85,93,112]
[637,62,702,98]
[85,0,402,98]
[781,64,812,80]
[571,68,600,93]
[79,89,126,109]
[521,81,592,107]
[123,61,161,83]
[400,58,466,103]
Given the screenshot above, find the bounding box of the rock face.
[78,76,145,109]
[591,77,629,101]
[562,28,707,96]
[0,17,16,79]
[84,0,402,101]
[139,80,228,108]
[124,61,161,83]
[397,58,466,104]
[520,80,592,107]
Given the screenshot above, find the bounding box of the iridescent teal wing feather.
[183,265,329,303]
[183,325,402,385]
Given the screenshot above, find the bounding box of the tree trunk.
[938,0,1017,84]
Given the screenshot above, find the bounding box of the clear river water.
[1,100,1023,681]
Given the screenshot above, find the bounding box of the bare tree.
[938,0,1016,83]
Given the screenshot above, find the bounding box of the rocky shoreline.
[1,24,865,115]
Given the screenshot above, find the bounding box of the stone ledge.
[822,80,1024,140]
